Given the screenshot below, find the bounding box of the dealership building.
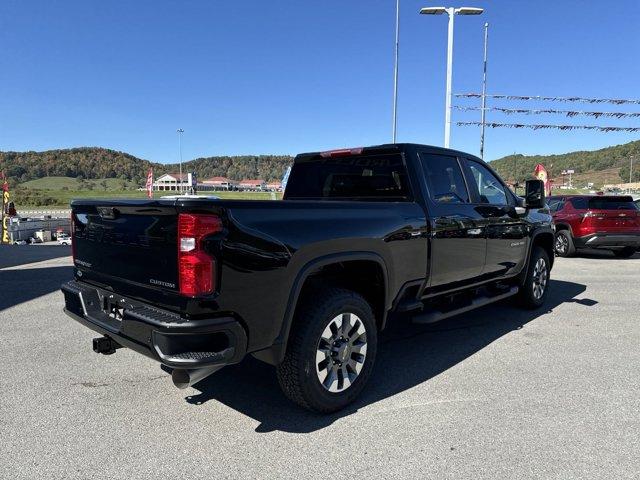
[152,173,194,191]
[198,177,238,191]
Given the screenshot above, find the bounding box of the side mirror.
[525,179,545,209]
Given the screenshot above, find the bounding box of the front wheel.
[517,246,551,309]
[276,288,377,413]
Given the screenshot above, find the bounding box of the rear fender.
[252,252,389,365]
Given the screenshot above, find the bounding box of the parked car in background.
[549,195,640,258]
[57,234,72,246]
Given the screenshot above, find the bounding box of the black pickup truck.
[62,143,554,412]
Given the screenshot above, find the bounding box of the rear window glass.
[284,154,411,200]
[587,197,638,210]
[569,197,588,209]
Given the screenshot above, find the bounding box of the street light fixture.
[420,5,484,148]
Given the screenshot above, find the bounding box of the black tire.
[517,246,551,309]
[554,230,575,257]
[276,287,377,413]
[613,247,636,258]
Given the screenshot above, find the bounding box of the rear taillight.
[581,211,606,222]
[177,213,222,297]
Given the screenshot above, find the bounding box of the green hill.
[490,140,640,186]
[20,176,138,190]
[0,147,154,184]
[170,155,293,182]
[3,141,638,195]
[0,147,293,187]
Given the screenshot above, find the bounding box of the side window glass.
[569,197,587,209]
[420,153,469,204]
[548,199,563,212]
[468,161,508,205]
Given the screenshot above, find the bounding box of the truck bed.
[70,196,428,353]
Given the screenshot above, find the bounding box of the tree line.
[490,139,640,184]
[2,140,639,190]
[0,147,294,187]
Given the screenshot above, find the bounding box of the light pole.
[177,128,184,193]
[420,6,484,148]
[392,0,400,143]
[480,22,489,159]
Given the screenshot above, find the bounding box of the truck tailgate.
[72,203,179,292]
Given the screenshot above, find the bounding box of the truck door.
[462,158,528,279]
[418,151,487,289]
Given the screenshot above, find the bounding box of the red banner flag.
[146,168,154,199]
[534,164,552,196]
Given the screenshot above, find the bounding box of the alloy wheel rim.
[555,235,567,254]
[315,313,367,393]
[532,258,548,299]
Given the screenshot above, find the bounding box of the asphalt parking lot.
[1,246,638,479]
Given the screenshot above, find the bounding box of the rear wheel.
[613,247,636,258]
[276,287,377,413]
[517,246,551,309]
[554,230,575,257]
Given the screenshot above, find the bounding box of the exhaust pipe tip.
[171,366,223,389]
[171,369,192,389]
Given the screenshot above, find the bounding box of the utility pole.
[479,22,489,159]
[630,156,634,193]
[444,8,455,148]
[392,0,400,143]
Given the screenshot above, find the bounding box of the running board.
[412,286,519,324]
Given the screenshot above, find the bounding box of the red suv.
[549,195,640,258]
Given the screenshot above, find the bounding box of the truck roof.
[294,143,481,162]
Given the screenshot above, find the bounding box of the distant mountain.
[0,147,294,186]
[490,140,640,185]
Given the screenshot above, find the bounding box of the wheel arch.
[519,229,555,285]
[554,222,573,235]
[254,252,389,365]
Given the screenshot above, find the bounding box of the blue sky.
[1,0,639,164]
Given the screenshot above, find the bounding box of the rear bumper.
[61,280,247,369]
[574,233,640,249]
